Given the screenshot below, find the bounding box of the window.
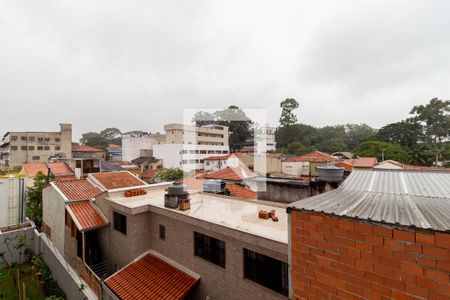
[44,146,50,150]
[37,146,43,150]
[44,138,50,142]
[32,156,40,160]
[11,136,18,141]
[11,146,17,151]
[222,150,228,154]
[38,137,43,142]
[21,146,27,150]
[159,225,165,241]
[21,136,27,141]
[243,249,288,296]
[29,137,35,142]
[194,232,225,268]
[55,146,60,150]
[113,212,127,234]
[55,138,60,142]
[28,146,35,150]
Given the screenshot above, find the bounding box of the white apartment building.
[153,124,229,172]
[121,132,166,162]
[255,125,277,152]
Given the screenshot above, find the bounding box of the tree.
[100,128,122,145]
[409,98,450,165]
[318,138,347,153]
[279,98,299,126]
[26,172,52,230]
[344,124,377,150]
[353,141,410,163]
[192,111,215,127]
[79,132,107,149]
[275,124,302,149]
[376,121,422,149]
[153,168,184,182]
[287,142,305,155]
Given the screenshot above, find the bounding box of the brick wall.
[290,210,450,300]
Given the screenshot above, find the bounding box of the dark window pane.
[243,249,288,296]
[159,225,165,241]
[194,232,225,268]
[113,212,127,234]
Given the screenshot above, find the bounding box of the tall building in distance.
[0,123,72,171]
[121,132,166,162]
[153,123,229,171]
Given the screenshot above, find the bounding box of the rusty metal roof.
[288,169,450,231]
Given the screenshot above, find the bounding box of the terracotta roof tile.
[22,162,73,177]
[105,252,199,300]
[204,167,256,181]
[141,168,159,179]
[54,179,102,201]
[335,157,378,171]
[66,201,108,231]
[72,145,105,152]
[284,151,336,163]
[180,178,204,190]
[90,171,146,190]
[225,183,257,199]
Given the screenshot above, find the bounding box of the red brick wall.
[290,210,450,300]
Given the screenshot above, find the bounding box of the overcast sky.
[1,1,449,140]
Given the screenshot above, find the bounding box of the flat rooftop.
[107,189,288,244]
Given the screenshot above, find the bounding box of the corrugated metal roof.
[289,169,450,231]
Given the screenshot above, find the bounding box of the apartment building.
[255,125,277,152]
[42,171,288,299]
[121,132,165,162]
[153,124,230,171]
[0,123,72,171]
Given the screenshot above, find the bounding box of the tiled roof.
[72,145,105,152]
[225,183,257,199]
[141,168,159,179]
[66,201,108,231]
[55,175,77,181]
[54,179,102,201]
[22,162,73,177]
[335,157,378,171]
[284,151,336,163]
[204,167,256,181]
[90,171,146,190]
[180,177,204,190]
[105,251,199,300]
[266,152,283,158]
[204,154,231,161]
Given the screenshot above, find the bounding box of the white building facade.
[121,132,166,162]
[153,124,230,172]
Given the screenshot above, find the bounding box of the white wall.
[42,184,66,255]
[282,161,309,176]
[0,178,22,227]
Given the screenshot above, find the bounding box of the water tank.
[203,179,226,193]
[165,182,189,209]
[317,166,344,183]
[167,183,188,195]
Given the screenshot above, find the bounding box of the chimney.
[164,182,190,210]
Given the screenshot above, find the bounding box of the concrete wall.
[0,124,72,170]
[122,134,165,162]
[0,177,24,227]
[42,185,66,255]
[282,161,309,176]
[290,210,450,300]
[0,224,35,269]
[147,207,288,300]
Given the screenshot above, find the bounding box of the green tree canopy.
[409,98,450,165]
[279,98,299,126]
[153,168,184,182]
[80,127,123,149]
[26,172,53,230]
[353,141,411,163]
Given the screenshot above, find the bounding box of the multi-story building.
[256,125,277,152]
[121,132,165,162]
[153,123,230,171]
[0,124,72,171]
[42,171,288,299]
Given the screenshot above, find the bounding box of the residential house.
[153,124,230,172]
[107,144,122,161]
[203,153,246,171]
[282,151,336,177]
[374,159,404,170]
[131,155,163,173]
[0,123,72,171]
[22,161,74,188]
[287,169,450,300]
[94,183,289,300]
[335,157,378,172]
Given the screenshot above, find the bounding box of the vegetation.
[192,105,253,151]
[31,254,66,299]
[274,97,449,166]
[152,168,184,182]
[79,127,122,149]
[26,172,52,231]
[0,263,46,300]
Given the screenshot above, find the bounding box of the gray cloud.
[1,0,449,140]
